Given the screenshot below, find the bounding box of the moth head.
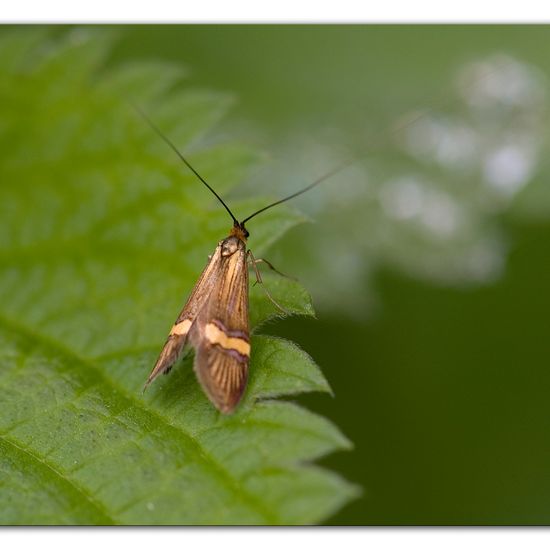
[230,221,249,242]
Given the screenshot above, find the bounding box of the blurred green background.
[10,25,550,524]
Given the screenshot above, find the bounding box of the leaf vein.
[0,313,279,524]
[0,434,115,525]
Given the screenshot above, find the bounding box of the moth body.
[146,223,250,413]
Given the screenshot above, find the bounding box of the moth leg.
[247,250,290,315]
[250,257,296,281]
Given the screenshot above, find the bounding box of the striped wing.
[189,241,250,413]
[145,242,224,388]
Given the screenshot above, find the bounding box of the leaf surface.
[0,29,358,525]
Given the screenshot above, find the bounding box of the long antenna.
[241,60,509,225]
[133,104,239,226]
[240,107,434,225]
[240,157,356,224]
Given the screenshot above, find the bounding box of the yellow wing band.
[205,322,250,357]
[169,318,192,336]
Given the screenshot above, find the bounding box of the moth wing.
[145,243,224,388]
[190,243,249,413]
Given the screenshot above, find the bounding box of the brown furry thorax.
[230,222,249,243]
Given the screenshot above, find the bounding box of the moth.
[139,109,328,413]
[145,219,253,413]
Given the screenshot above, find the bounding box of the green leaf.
[0,29,358,525]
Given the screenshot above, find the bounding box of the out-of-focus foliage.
[0,29,358,525]
[257,56,549,314]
